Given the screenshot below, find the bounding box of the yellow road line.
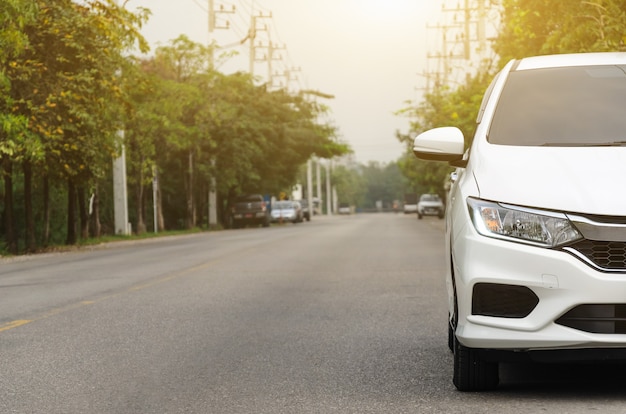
[0,258,224,334]
[0,239,277,334]
[0,320,33,332]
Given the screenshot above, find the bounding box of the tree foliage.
[494,0,626,64]
[326,160,407,212]
[1,0,148,252]
[0,1,347,253]
[122,35,348,232]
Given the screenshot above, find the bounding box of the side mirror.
[413,127,465,163]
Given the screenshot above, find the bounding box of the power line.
[190,0,208,13]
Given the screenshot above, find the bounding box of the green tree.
[126,35,349,231]
[397,67,495,197]
[123,58,163,234]
[137,35,212,230]
[358,161,406,210]
[494,0,626,64]
[3,0,147,250]
[206,71,348,223]
[331,163,367,208]
[0,0,36,253]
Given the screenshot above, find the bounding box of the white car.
[270,201,302,223]
[413,52,626,391]
[416,194,444,219]
[338,203,351,215]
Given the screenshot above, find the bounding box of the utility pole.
[208,0,235,33]
[306,159,313,220]
[325,161,332,216]
[272,66,301,91]
[266,39,285,87]
[426,0,492,92]
[112,0,129,236]
[113,131,129,235]
[315,159,322,213]
[208,0,236,68]
[426,23,464,87]
[248,12,271,75]
[207,1,235,229]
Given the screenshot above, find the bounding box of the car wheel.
[417,213,423,219]
[453,338,499,391]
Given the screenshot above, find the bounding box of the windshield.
[488,65,626,146]
[274,202,294,209]
[236,195,262,203]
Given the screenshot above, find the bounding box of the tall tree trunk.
[2,155,17,254]
[23,160,36,253]
[78,185,88,240]
[186,150,195,229]
[66,178,77,245]
[156,169,165,231]
[42,174,50,247]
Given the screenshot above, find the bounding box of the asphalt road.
[1,213,625,413]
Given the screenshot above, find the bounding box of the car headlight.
[467,197,583,247]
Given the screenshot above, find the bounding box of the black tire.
[417,213,423,219]
[453,339,499,391]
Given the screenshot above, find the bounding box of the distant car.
[338,203,351,215]
[417,194,444,219]
[230,194,270,228]
[271,200,303,223]
[298,199,311,221]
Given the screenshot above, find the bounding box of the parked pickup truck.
[230,194,270,228]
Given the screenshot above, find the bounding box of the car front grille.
[565,240,626,271]
[563,214,626,272]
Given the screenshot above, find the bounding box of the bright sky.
[128,0,444,164]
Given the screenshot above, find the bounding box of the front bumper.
[454,225,626,352]
[233,212,268,223]
[419,207,443,215]
[270,213,297,222]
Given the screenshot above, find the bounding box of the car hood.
[472,144,626,216]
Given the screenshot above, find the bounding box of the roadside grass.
[0,226,217,258]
